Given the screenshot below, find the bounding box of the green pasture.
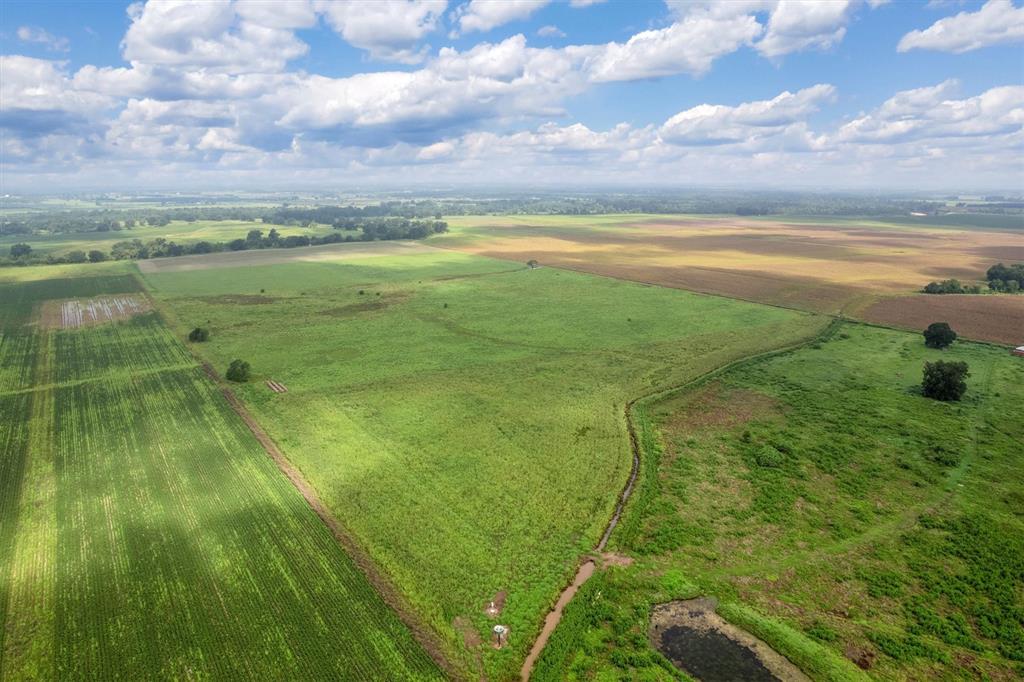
[143,248,824,678]
[0,275,440,680]
[0,219,333,257]
[536,322,1024,681]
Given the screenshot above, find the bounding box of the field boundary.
[198,362,460,680]
[520,317,837,679]
[132,271,460,679]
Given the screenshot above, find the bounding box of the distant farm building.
[1014,346,1024,357]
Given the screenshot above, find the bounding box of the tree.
[65,250,88,263]
[246,229,263,245]
[527,259,539,269]
[922,360,969,402]
[266,228,280,244]
[923,322,957,349]
[88,250,108,263]
[228,238,248,251]
[188,327,209,342]
[9,243,32,259]
[226,359,251,383]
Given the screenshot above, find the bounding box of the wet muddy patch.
[650,598,809,682]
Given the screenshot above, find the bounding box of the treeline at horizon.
[2,221,447,268]
[4,193,1022,238]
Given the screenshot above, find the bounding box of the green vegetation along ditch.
[143,249,824,679]
[534,322,1024,681]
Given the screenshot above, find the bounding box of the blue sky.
[1,0,1022,191]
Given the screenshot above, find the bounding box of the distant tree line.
[921,279,982,295]
[3,221,447,267]
[922,262,1024,295]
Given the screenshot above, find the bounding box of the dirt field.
[861,294,1024,346]
[439,215,1024,343]
[136,240,440,273]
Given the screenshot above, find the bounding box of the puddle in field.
[650,598,810,682]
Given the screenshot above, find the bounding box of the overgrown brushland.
[143,249,825,678]
[0,273,441,679]
[534,323,1024,681]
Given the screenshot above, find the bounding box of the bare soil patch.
[666,382,781,433]
[650,598,810,682]
[862,294,1024,346]
[137,240,440,273]
[597,552,634,567]
[39,295,151,329]
[484,590,506,618]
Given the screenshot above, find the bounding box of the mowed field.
[142,247,825,678]
[536,323,1024,681]
[434,215,1024,345]
[0,271,442,679]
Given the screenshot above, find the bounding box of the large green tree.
[922,360,969,402]
[923,322,957,349]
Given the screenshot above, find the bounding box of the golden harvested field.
[437,215,1024,345]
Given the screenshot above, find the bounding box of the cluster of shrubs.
[921,279,982,294]
[923,262,1024,294]
[986,262,1024,293]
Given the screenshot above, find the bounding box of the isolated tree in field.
[922,360,969,402]
[87,250,107,263]
[923,322,957,349]
[226,359,251,383]
[527,259,539,269]
[9,243,32,259]
[188,327,209,342]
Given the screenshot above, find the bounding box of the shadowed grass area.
[0,275,442,680]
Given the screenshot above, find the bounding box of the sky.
[1,0,1023,192]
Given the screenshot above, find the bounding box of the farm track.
[0,362,199,398]
[198,362,460,680]
[520,317,838,680]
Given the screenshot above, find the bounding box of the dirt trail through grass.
[520,319,835,680]
[197,361,458,679]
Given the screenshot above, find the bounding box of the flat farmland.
[143,248,826,679]
[861,294,1024,346]
[0,274,441,680]
[536,323,1024,680]
[435,215,1024,344]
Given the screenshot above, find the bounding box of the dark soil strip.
[200,363,458,679]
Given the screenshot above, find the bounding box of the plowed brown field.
[439,215,1024,344]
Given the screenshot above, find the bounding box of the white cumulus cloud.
[898,0,1024,53]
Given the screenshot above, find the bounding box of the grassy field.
[0,219,334,257]
[0,272,442,679]
[535,322,1024,681]
[142,247,825,678]
[433,214,1024,345]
